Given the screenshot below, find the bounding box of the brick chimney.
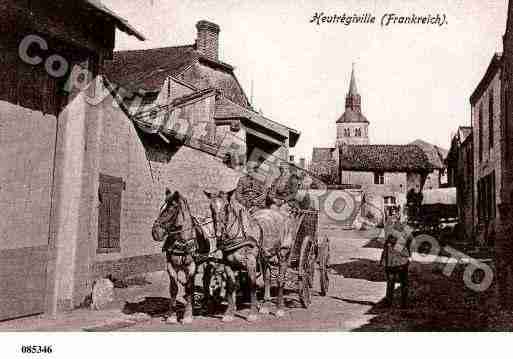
[196,20,220,61]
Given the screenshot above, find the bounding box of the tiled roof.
[339,144,433,172]
[409,139,448,169]
[84,0,145,40]
[104,45,250,108]
[104,45,199,93]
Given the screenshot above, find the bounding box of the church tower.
[336,64,369,146]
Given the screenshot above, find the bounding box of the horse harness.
[218,204,261,262]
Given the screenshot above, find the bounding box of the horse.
[203,189,297,322]
[152,190,215,324]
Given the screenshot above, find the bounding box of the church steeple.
[336,63,369,146]
[345,63,361,112]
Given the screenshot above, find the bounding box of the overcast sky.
[103,0,508,160]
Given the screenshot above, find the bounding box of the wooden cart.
[288,208,330,308]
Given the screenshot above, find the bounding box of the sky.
[103,0,508,160]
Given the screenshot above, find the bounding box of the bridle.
[211,198,245,246]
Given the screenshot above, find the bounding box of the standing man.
[233,161,268,213]
[380,210,414,309]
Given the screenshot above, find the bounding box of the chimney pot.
[196,20,220,61]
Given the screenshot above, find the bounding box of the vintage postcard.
[1,0,512,356]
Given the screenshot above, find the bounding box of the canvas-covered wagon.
[408,187,458,246]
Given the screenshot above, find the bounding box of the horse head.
[152,190,190,243]
[203,189,237,241]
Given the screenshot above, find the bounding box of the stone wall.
[472,68,502,244]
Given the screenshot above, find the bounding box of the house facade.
[496,0,513,306]
[0,0,144,320]
[470,53,503,247]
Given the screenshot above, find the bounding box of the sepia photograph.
[1,1,513,351]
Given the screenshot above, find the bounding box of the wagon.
[199,208,330,310]
[283,208,330,308]
[407,188,459,246]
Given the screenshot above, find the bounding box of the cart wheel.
[318,236,330,296]
[299,235,316,308]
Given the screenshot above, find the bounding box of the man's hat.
[165,187,172,196]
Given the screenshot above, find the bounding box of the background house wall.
[472,68,502,245]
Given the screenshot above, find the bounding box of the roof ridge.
[114,44,195,54]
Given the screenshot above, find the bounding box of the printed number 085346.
[21,345,53,354]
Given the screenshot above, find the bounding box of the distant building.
[470,52,503,247]
[409,139,448,189]
[310,65,439,218]
[447,126,474,242]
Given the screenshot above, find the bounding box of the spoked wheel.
[298,235,316,308]
[318,236,330,296]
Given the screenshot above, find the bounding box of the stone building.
[0,0,144,320]
[496,0,513,307]
[470,53,503,247]
[446,126,474,242]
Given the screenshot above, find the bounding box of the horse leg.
[259,263,271,315]
[276,248,289,318]
[166,261,179,324]
[246,251,259,322]
[182,258,196,324]
[222,263,237,323]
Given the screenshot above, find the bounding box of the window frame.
[374,172,385,185]
[97,173,125,254]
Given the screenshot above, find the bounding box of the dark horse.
[152,190,215,324]
[204,189,297,322]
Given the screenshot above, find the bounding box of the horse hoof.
[165,316,178,324]
[182,316,193,325]
[259,307,270,315]
[247,314,258,322]
[275,309,285,318]
[222,315,234,323]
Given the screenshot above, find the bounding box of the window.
[344,128,351,137]
[506,88,510,160]
[477,171,496,222]
[489,90,494,149]
[355,128,362,137]
[479,105,483,162]
[374,172,385,185]
[97,174,125,253]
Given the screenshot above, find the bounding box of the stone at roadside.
[91,278,115,310]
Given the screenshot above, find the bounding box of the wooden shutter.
[98,174,124,253]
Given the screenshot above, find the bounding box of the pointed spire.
[348,62,358,95]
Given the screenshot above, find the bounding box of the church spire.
[345,63,361,112]
[349,62,358,95]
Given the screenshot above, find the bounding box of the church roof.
[349,64,358,95]
[339,144,433,172]
[336,63,368,124]
[336,109,368,123]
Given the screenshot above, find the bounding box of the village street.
[113,226,499,332]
